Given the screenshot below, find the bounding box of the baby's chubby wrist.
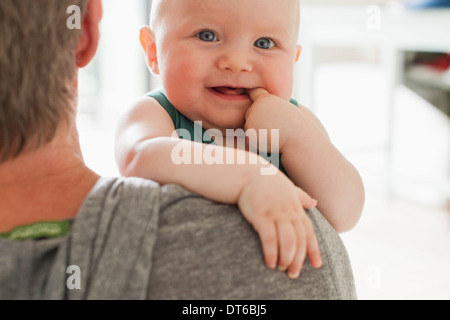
[236,164,283,211]
[236,157,281,196]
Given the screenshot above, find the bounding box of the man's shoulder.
[87,176,211,212]
[89,176,160,200]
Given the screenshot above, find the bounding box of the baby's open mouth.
[210,87,248,96]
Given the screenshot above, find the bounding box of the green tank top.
[147,88,299,176]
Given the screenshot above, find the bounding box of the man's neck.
[0,130,100,233]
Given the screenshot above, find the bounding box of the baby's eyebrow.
[256,25,291,39]
[175,18,215,32]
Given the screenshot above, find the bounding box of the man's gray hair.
[0,0,88,162]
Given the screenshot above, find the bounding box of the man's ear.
[76,0,103,68]
[139,26,159,75]
[295,45,302,64]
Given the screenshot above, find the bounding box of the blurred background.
[76,0,450,299]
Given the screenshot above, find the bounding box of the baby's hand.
[237,170,323,279]
[244,88,301,154]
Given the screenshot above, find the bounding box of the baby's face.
[151,0,300,131]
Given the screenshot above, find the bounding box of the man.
[0,0,356,300]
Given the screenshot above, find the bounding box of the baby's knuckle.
[264,209,281,221]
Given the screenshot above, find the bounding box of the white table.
[296,5,450,199]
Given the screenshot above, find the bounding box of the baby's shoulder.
[117,94,175,135]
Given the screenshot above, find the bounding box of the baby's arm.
[245,89,365,233]
[115,97,323,278]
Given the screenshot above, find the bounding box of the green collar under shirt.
[0,221,71,241]
[147,88,300,176]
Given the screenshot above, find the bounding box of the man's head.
[140,0,301,132]
[0,0,101,163]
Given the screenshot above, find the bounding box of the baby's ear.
[295,45,302,64]
[139,26,159,75]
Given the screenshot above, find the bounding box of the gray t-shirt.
[0,177,356,300]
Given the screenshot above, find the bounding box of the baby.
[115,0,365,279]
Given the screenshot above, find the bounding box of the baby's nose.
[217,50,253,73]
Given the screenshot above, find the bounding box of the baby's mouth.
[210,87,248,96]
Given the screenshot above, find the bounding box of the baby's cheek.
[162,65,192,96]
[265,81,293,102]
[259,64,294,100]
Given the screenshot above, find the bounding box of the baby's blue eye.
[197,31,218,42]
[254,38,275,49]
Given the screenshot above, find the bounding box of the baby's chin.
[202,114,247,133]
